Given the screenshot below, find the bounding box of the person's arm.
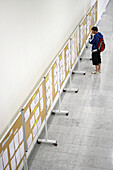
[89,34,96,44]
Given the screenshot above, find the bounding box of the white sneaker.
[94,69,101,73]
[91,71,99,74]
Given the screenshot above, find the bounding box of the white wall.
[0,0,100,136]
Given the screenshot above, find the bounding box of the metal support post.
[21,109,28,170]
[80,11,92,61]
[63,39,79,93]
[52,55,69,116]
[72,26,86,75]
[37,77,57,146]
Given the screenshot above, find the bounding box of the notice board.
[0,113,25,170]
[24,80,46,150]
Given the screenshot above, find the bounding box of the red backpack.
[97,35,105,52]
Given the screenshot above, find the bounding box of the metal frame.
[21,109,28,170]
[63,38,79,93]
[72,25,86,75]
[37,76,57,146]
[79,14,92,61]
[52,89,69,116]
[52,55,69,116]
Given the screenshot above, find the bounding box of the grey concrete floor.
[27,1,113,169]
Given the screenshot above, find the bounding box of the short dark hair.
[91,26,98,31]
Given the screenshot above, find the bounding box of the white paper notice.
[47,97,50,110]
[66,58,69,72]
[5,165,10,170]
[14,132,19,150]
[54,75,57,84]
[30,100,35,113]
[50,84,52,93]
[18,126,23,144]
[40,98,43,112]
[30,115,35,129]
[84,25,86,36]
[37,117,41,129]
[27,134,32,149]
[32,125,37,138]
[60,66,62,81]
[11,156,16,170]
[35,107,39,120]
[9,139,15,159]
[71,40,76,64]
[39,85,43,99]
[49,71,52,84]
[62,50,64,58]
[15,149,21,166]
[77,29,79,46]
[19,142,25,159]
[55,84,57,93]
[54,67,57,77]
[63,72,65,81]
[2,148,8,168]
[59,60,62,68]
[94,11,95,23]
[34,93,39,105]
[39,117,41,127]
[80,25,83,48]
[46,89,50,99]
[24,108,30,122]
[0,156,3,170]
[46,81,48,91]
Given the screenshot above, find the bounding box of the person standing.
[89,26,104,74]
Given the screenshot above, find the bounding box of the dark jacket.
[89,32,103,50]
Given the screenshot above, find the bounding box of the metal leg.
[21,109,28,152]
[52,90,69,116]
[37,139,57,146]
[52,55,69,116]
[37,118,57,146]
[63,88,79,93]
[73,57,86,75]
[72,70,86,75]
[52,110,69,116]
[80,44,92,60]
[37,77,57,146]
[72,25,86,75]
[21,109,28,170]
[86,43,88,48]
[23,156,28,170]
[63,39,79,93]
[63,70,79,93]
[80,57,92,61]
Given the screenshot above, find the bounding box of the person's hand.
[91,33,93,36]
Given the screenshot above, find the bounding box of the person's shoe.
[98,70,101,73]
[91,71,99,74]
